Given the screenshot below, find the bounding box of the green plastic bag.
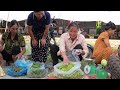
[88,65,96,76]
[96,69,108,79]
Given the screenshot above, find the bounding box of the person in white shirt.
[50,22,88,66]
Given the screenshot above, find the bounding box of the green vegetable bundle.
[12,67,23,72]
[57,63,74,72]
[57,69,84,79]
[27,63,47,78]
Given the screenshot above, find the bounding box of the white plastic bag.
[66,49,82,63]
[72,49,82,62]
[53,62,84,79]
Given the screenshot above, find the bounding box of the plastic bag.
[66,52,76,62]
[72,49,82,62]
[14,59,33,69]
[66,49,81,62]
[57,69,84,79]
[23,36,31,55]
[96,69,108,79]
[54,62,84,79]
[48,69,84,79]
[81,59,95,71]
[0,66,5,77]
[6,66,27,77]
[54,62,81,74]
[47,72,58,79]
[27,62,47,78]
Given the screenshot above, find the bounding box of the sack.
[54,62,84,79]
[27,62,47,78]
[0,66,5,77]
[23,36,31,55]
[106,53,120,79]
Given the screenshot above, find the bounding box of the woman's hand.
[74,49,85,56]
[15,53,22,59]
[63,56,71,65]
[81,50,85,55]
[41,38,46,46]
[32,39,38,47]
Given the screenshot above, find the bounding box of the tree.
[96,21,102,34]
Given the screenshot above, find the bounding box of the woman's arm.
[61,51,70,64]
[42,12,51,39]
[28,25,35,41]
[20,47,26,56]
[15,35,26,59]
[59,34,70,64]
[42,25,50,39]
[103,38,111,47]
[15,47,26,59]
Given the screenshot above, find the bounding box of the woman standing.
[27,11,51,63]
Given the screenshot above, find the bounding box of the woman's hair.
[9,20,19,28]
[68,22,79,30]
[105,21,116,30]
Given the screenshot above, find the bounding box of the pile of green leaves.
[32,63,41,68]
[57,69,84,79]
[57,63,74,72]
[12,67,23,72]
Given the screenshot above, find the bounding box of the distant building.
[0,19,120,39]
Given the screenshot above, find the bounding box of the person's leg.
[31,36,40,62]
[1,49,12,65]
[52,34,56,45]
[95,47,112,64]
[50,30,56,45]
[50,44,63,66]
[39,36,50,63]
[102,47,112,60]
[73,44,83,61]
[94,51,103,64]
